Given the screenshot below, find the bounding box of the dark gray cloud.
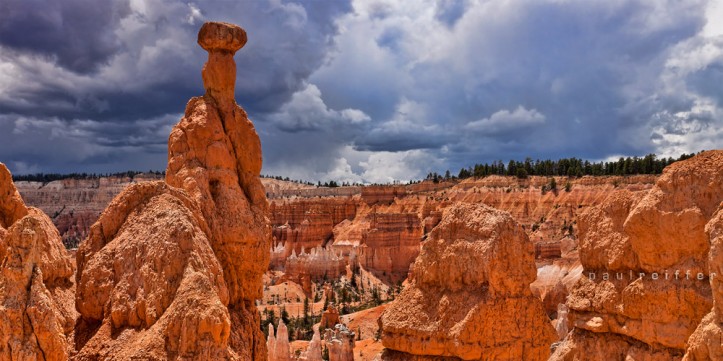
[0,0,353,175]
[0,0,721,182]
[0,0,129,73]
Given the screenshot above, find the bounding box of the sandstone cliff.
[0,163,76,360]
[379,203,556,360]
[270,198,357,256]
[551,150,723,361]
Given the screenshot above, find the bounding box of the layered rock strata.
[355,213,422,283]
[15,174,163,247]
[379,203,556,360]
[270,199,357,255]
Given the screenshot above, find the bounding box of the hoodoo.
[378,203,556,360]
[74,21,270,360]
[166,20,270,358]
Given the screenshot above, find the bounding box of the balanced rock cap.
[197,21,247,53]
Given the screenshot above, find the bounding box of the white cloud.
[268,83,370,131]
[465,106,546,134]
[359,149,441,184]
[703,0,723,37]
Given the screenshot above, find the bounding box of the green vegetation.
[456,153,696,179]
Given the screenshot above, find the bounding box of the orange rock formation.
[74,21,270,360]
[270,199,357,255]
[551,150,723,360]
[0,163,76,360]
[320,305,341,330]
[379,203,556,360]
[683,199,723,360]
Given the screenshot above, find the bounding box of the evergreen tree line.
[446,153,697,180]
[12,170,165,183]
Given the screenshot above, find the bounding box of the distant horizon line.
[6,150,706,185]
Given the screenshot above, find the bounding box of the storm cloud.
[0,0,722,182]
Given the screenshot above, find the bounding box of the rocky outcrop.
[74,21,270,360]
[74,182,233,360]
[682,206,723,360]
[379,203,556,360]
[551,150,723,360]
[0,163,76,360]
[0,164,28,229]
[320,305,341,330]
[530,259,583,316]
[325,324,355,361]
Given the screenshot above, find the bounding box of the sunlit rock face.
[0,163,76,361]
[379,203,556,361]
[74,21,270,360]
[551,150,723,361]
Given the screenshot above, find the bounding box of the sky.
[0,0,722,183]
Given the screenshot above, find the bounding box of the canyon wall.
[15,174,162,247]
[270,175,655,292]
[270,198,357,255]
